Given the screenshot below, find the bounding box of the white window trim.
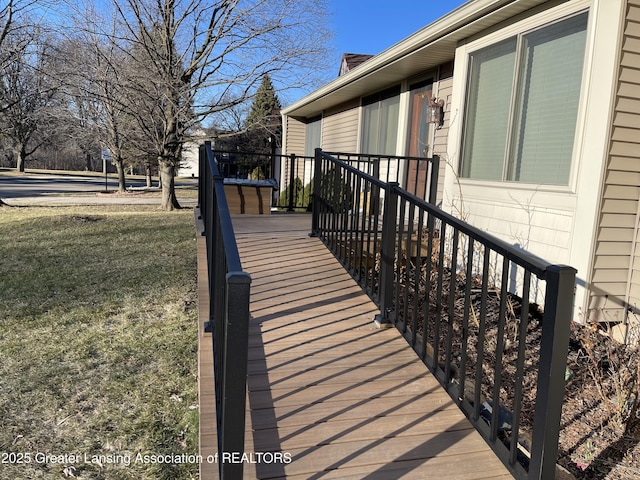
[451,0,592,196]
[444,0,625,325]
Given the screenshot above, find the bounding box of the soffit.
[283,0,557,119]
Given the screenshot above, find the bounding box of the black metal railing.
[197,141,251,479]
[277,153,315,211]
[212,150,315,211]
[326,151,439,205]
[215,150,276,179]
[212,150,441,213]
[312,149,575,480]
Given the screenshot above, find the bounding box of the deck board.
[198,213,513,479]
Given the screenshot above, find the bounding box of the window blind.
[362,86,400,155]
[305,117,322,157]
[462,38,516,180]
[460,12,588,185]
[509,13,588,184]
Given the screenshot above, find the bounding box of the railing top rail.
[205,143,244,273]
[320,150,391,191]
[326,151,439,164]
[320,149,565,278]
[212,149,314,160]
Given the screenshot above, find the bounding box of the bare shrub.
[573,320,640,430]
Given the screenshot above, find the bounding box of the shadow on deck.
[197,213,512,479]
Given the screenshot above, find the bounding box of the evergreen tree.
[243,74,282,153]
[245,74,281,128]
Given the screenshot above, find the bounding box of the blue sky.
[329,0,469,61]
[280,0,469,105]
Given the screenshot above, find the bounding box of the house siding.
[281,117,311,195]
[589,0,640,323]
[453,193,575,265]
[284,117,306,157]
[433,65,453,206]
[321,99,360,153]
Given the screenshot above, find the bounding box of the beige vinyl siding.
[282,117,311,195]
[630,223,640,313]
[433,64,454,206]
[433,63,453,158]
[321,99,360,153]
[589,0,640,323]
[284,117,306,157]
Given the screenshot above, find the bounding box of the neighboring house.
[179,141,200,178]
[179,130,214,178]
[281,0,640,332]
[179,131,205,178]
[338,53,374,77]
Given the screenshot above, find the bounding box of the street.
[0,170,198,205]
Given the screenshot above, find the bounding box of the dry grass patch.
[0,205,199,480]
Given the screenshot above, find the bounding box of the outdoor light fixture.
[428,97,445,128]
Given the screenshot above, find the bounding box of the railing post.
[270,133,276,179]
[288,153,296,212]
[219,271,251,479]
[198,144,205,215]
[429,155,439,205]
[376,182,399,326]
[528,264,576,480]
[310,148,322,237]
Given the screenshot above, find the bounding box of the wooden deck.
[197,213,513,480]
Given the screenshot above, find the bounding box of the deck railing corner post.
[288,153,297,212]
[429,155,440,205]
[377,182,399,325]
[529,264,576,480]
[310,148,323,237]
[219,271,251,479]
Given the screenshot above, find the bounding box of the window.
[361,86,401,155]
[305,117,322,157]
[405,79,435,196]
[460,13,588,185]
[407,79,434,158]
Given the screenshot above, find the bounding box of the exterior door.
[405,79,434,198]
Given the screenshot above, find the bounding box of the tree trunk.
[114,158,127,193]
[145,164,152,188]
[159,159,181,211]
[16,144,26,173]
[159,86,184,211]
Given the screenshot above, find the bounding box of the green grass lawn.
[0,205,199,480]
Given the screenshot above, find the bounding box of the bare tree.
[93,38,132,192]
[52,38,103,172]
[0,0,14,57]
[0,25,59,172]
[0,1,10,205]
[1,0,39,109]
[94,0,332,210]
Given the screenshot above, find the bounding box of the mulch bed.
[392,260,640,479]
